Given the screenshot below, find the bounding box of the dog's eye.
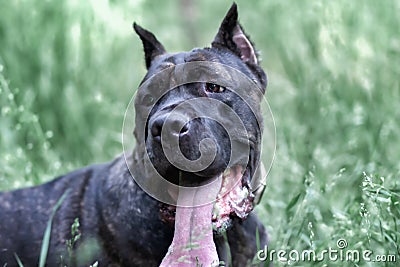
[205,83,225,93]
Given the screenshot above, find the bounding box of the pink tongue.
[160,177,222,267]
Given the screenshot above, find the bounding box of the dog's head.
[132,3,267,231]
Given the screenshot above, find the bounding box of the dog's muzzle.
[150,112,190,144]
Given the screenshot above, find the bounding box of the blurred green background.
[0,0,399,265]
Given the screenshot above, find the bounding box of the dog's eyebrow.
[161,53,186,65]
[158,61,175,68]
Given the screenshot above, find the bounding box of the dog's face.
[132,4,266,230]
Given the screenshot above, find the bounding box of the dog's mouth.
[212,165,254,231]
[160,165,255,232]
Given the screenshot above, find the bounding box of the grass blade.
[14,253,24,267]
[39,189,70,267]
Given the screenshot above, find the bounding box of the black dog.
[0,4,268,266]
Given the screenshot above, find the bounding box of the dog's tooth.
[223,168,231,177]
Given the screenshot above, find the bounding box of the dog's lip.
[161,165,255,232]
[212,165,254,231]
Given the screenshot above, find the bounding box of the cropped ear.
[133,23,166,69]
[212,3,258,65]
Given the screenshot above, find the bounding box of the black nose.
[150,114,190,141]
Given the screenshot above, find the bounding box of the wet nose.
[150,114,190,142]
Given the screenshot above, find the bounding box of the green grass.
[0,0,399,266]
[39,190,70,267]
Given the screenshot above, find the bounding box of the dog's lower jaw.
[160,176,222,267]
